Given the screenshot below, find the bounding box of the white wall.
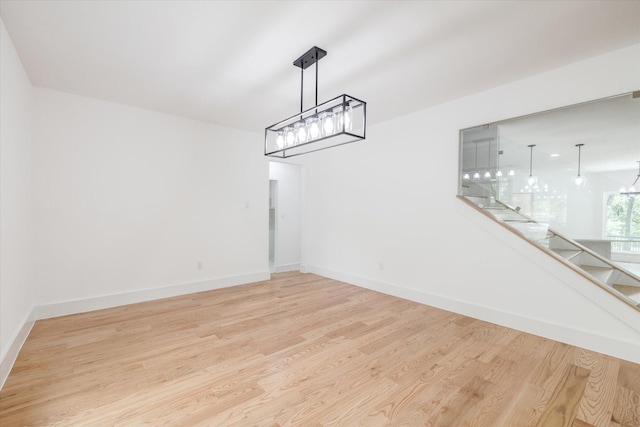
[0,20,35,386]
[299,43,640,362]
[526,167,620,240]
[565,173,608,240]
[31,88,269,316]
[269,161,302,271]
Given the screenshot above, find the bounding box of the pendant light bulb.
[296,122,307,144]
[276,131,285,149]
[285,127,295,147]
[323,112,335,136]
[308,117,320,140]
[344,105,352,130]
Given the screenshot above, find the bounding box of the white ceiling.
[1,0,639,134]
[498,93,640,173]
[462,93,640,175]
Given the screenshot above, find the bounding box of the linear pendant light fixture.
[265,46,366,158]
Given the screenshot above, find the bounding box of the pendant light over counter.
[527,144,538,187]
[484,140,492,179]
[620,161,640,194]
[472,141,480,180]
[574,143,586,187]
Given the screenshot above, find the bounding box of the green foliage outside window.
[606,194,640,252]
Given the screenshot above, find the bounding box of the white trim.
[304,265,640,364]
[0,307,35,389]
[35,272,270,320]
[273,263,300,273]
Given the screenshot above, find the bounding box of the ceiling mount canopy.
[293,46,327,69]
[265,46,366,158]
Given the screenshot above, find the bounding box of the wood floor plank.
[464,354,536,426]
[535,364,592,427]
[612,385,640,427]
[618,360,640,394]
[429,374,495,426]
[530,341,574,388]
[1,272,638,426]
[573,348,619,427]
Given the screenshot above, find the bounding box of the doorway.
[269,179,277,272]
[268,162,302,273]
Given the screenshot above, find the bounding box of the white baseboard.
[35,271,270,320]
[304,265,640,364]
[273,263,300,273]
[0,307,35,389]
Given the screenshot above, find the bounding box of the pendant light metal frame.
[265,46,367,158]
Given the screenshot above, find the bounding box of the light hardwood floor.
[1,272,639,426]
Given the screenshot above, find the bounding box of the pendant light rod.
[484,140,492,179]
[576,143,584,176]
[294,46,326,114]
[526,144,538,188]
[574,144,586,187]
[475,141,478,169]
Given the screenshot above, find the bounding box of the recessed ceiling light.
[550,153,559,157]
